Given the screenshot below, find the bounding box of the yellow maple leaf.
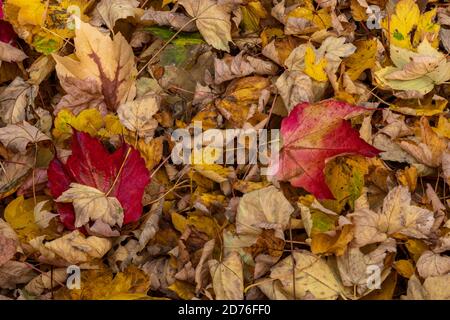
[53,109,125,142]
[286,0,332,34]
[4,195,51,241]
[344,39,378,81]
[304,45,328,82]
[381,0,439,49]
[4,0,90,54]
[433,116,450,139]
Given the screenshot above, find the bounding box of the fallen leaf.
[273,100,379,199]
[208,251,244,300]
[0,261,36,289]
[351,186,435,247]
[0,41,26,64]
[53,19,137,114]
[56,183,124,229]
[344,39,377,81]
[259,250,343,300]
[117,94,159,141]
[375,40,450,96]
[96,0,139,30]
[30,230,112,264]
[416,251,450,278]
[4,195,50,241]
[399,117,447,167]
[0,77,38,124]
[403,274,450,300]
[337,238,396,297]
[236,185,294,239]
[47,131,150,229]
[0,121,50,154]
[3,0,90,54]
[381,0,439,49]
[55,266,150,300]
[179,0,232,52]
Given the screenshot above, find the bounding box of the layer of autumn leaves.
[0,0,449,300]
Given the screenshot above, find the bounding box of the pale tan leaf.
[141,7,197,31]
[399,117,447,167]
[351,186,435,247]
[260,250,343,300]
[0,261,36,289]
[56,183,124,228]
[24,268,67,296]
[0,121,50,154]
[33,201,58,229]
[97,0,140,30]
[208,251,244,300]
[416,251,450,278]
[0,42,27,63]
[337,239,396,296]
[30,231,112,265]
[0,77,38,124]
[117,94,159,140]
[179,0,232,51]
[236,186,294,240]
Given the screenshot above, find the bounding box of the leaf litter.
[0,0,449,301]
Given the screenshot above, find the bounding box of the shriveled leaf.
[96,0,139,30]
[30,230,112,264]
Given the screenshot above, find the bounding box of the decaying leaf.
[351,186,435,247]
[208,251,244,300]
[0,121,50,154]
[259,250,343,300]
[30,230,112,265]
[179,0,232,52]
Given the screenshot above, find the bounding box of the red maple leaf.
[0,1,17,44]
[275,100,380,199]
[48,131,150,230]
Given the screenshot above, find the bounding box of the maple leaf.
[0,0,17,45]
[47,131,150,230]
[3,0,91,54]
[273,100,380,199]
[351,186,435,247]
[53,19,137,115]
[56,183,124,229]
[381,0,439,49]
